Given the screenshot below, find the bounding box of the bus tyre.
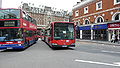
[51,47,55,50]
[51,46,57,50]
[36,38,38,41]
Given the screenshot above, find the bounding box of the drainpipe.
[91,25,94,40]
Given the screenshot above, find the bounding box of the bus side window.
[22,12,28,20]
[47,30,50,36]
[45,30,47,36]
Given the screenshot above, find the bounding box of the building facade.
[20,3,69,29]
[73,0,120,41]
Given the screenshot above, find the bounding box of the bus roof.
[0,8,21,10]
[52,22,74,24]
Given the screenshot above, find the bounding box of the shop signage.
[79,26,91,30]
[92,24,108,30]
[108,23,120,28]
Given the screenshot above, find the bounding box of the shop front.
[108,22,120,41]
[80,26,91,40]
[92,24,108,41]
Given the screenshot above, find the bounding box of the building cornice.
[73,7,120,20]
[79,20,120,27]
[73,0,96,10]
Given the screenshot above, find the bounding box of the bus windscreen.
[54,23,74,40]
[0,9,20,19]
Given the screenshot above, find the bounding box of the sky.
[2,0,80,11]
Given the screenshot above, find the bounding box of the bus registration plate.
[7,47,13,49]
[62,45,67,47]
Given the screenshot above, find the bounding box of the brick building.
[20,3,69,29]
[73,0,120,41]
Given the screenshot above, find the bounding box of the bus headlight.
[71,43,75,45]
[18,41,21,43]
[18,44,22,46]
[52,43,57,45]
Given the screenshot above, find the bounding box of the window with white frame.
[97,17,104,23]
[84,6,88,14]
[75,10,79,17]
[114,13,120,21]
[114,0,120,5]
[96,1,102,10]
[84,19,90,24]
[95,16,104,23]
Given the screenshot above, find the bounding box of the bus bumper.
[0,44,25,50]
[52,45,75,47]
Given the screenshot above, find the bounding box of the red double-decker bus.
[0,8,38,50]
[44,22,75,48]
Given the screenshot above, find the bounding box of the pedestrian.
[115,35,118,43]
[111,34,116,43]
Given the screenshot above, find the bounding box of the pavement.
[76,39,120,46]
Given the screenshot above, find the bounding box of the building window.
[84,6,88,14]
[112,12,120,21]
[75,10,79,17]
[115,13,120,20]
[114,0,120,5]
[96,1,102,10]
[95,16,104,23]
[84,19,90,24]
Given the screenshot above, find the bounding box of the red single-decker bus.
[44,22,75,48]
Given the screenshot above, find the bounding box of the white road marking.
[114,62,120,66]
[75,59,120,67]
[102,44,105,45]
[101,50,120,54]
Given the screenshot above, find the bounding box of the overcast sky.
[2,0,80,11]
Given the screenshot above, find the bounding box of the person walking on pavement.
[115,35,118,43]
[111,33,116,43]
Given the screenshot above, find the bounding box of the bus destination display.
[4,21,15,26]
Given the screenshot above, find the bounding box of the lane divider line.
[101,50,120,54]
[75,59,120,67]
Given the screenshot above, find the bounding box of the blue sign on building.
[79,26,91,30]
[92,24,108,30]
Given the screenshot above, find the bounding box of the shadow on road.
[1,49,24,52]
[51,47,75,50]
